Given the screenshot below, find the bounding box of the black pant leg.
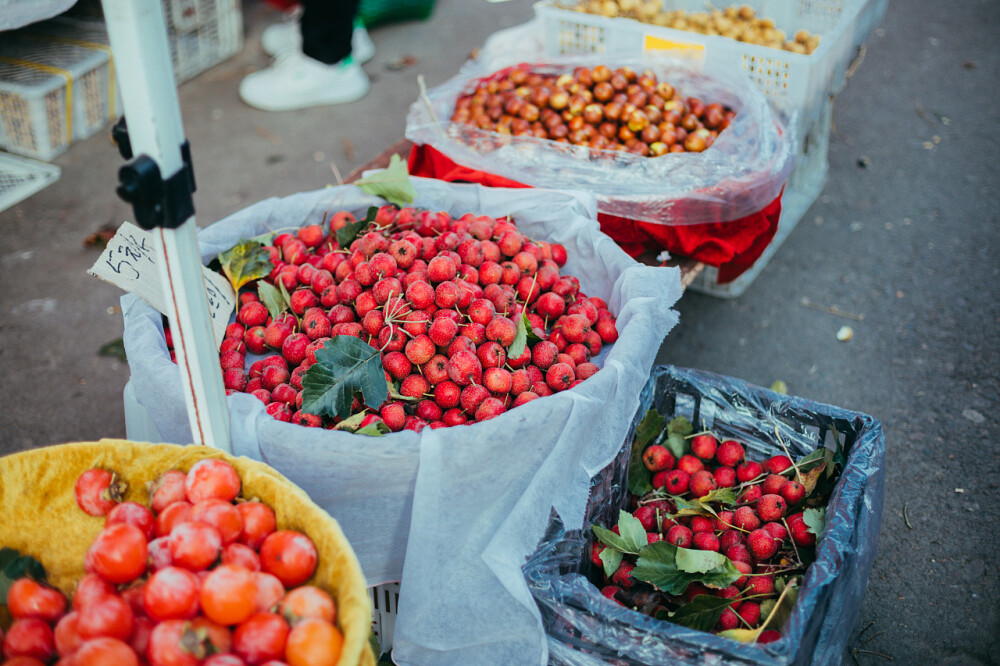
[299,0,360,65]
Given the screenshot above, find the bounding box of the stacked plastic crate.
[534,0,887,296]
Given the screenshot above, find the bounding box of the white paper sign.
[88,221,236,347]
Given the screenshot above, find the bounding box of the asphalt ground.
[1,0,997,664]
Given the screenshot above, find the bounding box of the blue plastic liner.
[523,365,885,666]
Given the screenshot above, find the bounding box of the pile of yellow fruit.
[562,1,822,54]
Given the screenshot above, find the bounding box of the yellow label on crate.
[644,34,705,59]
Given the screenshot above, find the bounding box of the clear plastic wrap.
[121,177,683,665]
[523,365,886,665]
[406,52,795,227]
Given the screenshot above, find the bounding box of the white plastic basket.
[0,151,61,213]
[0,34,113,160]
[536,0,885,297]
[63,0,244,85]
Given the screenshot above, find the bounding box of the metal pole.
[101,0,231,451]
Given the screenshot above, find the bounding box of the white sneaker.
[239,51,370,111]
[260,20,375,64]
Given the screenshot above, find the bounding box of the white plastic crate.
[63,0,244,85]
[688,97,832,297]
[536,0,885,131]
[369,581,400,659]
[0,34,113,160]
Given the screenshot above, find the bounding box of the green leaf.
[617,510,649,553]
[355,154,416,206]
[508,312,529,360]
[218,239,272,292]
[301,337,389,419]
[671,495,717,519]
[627,440,653,497]
[356,422,390,437]
[803,507,826,537]
[636,409,667,449]
[675,547,728,574]
[795,448,827,474]
[633,542,742,594]
[599,547,623,579]
[0,548,46,608]
[760,578,799,634]
[759,598,777,620]
[666,415,693,436]
[669,594,734,632]
[770,380,788,394]
[592,511,647,555]
[664,432,688,459]
[698,487,738,507]
[387,378,418,402]
[258,281,289,321]
[98,337,127,362]
[336,207,377,249]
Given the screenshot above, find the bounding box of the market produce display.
[0,441,374,666]
[198,203,621,432]
[450,65,735,156]
[559,1,821,54]
[587,408,845,645]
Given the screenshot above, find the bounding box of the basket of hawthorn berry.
[0,440,374,665]
[523,365,885,666]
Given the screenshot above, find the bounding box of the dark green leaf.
[633,542,742,594]
[664,432,687,459]
[803,507,826,537]
[636,409,666,449]
[599,547,623,579]
[218,239,272,292]
[98,337,127,362]
[0,548,47,606]
[301,337,388,419]
[355,154,416,207]
[675,547,728,574]
[336,207,376,249]
[627,439,653,497]
[669,594,734,632]
[666,415,693,436]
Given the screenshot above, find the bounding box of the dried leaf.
[218,239,272,292]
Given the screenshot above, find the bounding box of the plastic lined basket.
[358,0,435,28]
[523,365,886,665]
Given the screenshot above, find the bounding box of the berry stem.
[773,426,805,486]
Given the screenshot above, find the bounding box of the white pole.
[101,0,231,452]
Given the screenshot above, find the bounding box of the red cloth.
[408,143,783,283]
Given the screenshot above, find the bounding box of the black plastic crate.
[524,365,885,665]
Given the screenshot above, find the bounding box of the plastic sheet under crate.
[0,34,113,160]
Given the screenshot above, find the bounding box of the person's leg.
[299,0,360,65]
[239,0,370,112]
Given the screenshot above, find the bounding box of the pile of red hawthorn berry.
[592,428,826,643]
[0,459,344,665]
[203,205,620,431]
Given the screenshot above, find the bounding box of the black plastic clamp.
[112,116,197,231]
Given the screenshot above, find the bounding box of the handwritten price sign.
[89,221,236,348]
